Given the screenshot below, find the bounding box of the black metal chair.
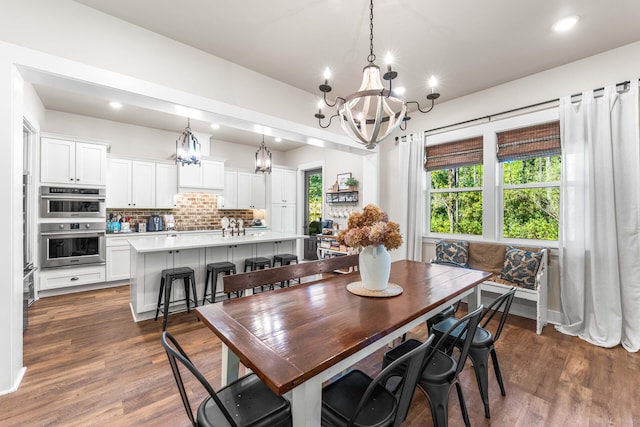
[161,332,292,427]
[383,306,484,427]
[321,334,436,427]
[431,287,516,418]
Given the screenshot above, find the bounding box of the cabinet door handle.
[70,178,74,181]
[70,277,79,281]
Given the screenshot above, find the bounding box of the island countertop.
[128,231,307,253]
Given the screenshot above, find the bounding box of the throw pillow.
[500,246,543,289]
[434,240,469,268]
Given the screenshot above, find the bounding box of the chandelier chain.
[367,0,375,64]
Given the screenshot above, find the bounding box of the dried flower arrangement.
[336,204,403,251]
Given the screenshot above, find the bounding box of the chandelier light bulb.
[323,67,332,80]
[428,76,438,88]
[385,52,393,65]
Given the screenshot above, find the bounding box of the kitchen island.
[128,231,306,321]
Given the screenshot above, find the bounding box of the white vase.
[359,245,391,291]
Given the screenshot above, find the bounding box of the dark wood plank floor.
[1,285,638,426]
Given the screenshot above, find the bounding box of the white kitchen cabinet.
[219,170,265,210]
[39,264,106,291]
[271,204,296,234]
[271,168,296,204]
[41,137,107,186]
[219,171,238,209]
[106,238,131,282]
[155,163,178,208]
[178,159,224,191]
[106,158,156,208]
[237,172,265,209]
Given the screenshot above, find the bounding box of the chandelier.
[314,0,440,149]
[255,135,272,174]
[176,118,201,166]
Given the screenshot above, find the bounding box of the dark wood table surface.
[196,259,490,426]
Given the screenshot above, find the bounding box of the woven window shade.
[424,136,483,171]
[497,121,561,162]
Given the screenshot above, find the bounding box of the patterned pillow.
[500,246,543,289]
[434,240,469,268]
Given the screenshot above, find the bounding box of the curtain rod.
[396,79,637,141]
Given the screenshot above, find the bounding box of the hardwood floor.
[2,285,638,426]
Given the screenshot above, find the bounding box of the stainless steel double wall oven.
[39,187,106,269]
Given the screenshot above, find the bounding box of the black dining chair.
[321,334,436,427]
[431,287,516,418]
[382,306,484,427]
[161,332,292,427]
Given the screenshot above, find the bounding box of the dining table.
[195,259,491,426]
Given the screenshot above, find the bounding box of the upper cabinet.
[41,137,107,186]
[178,159,224,192]
[155,163,178,209]
[271,168,296,204]
[219,170,266,210]
[106,158,176,209]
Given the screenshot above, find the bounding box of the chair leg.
[155,277,165,321]
[420,382,451,427]
[455,381,472,427]
[202,269,211,305]
[490,347,506,396]
[162,279,172,331]
[190,273,198,308]
[469,347,492,418]
[184,278,191,313]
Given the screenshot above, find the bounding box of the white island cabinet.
[128,231,305,321]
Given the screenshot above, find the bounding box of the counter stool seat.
[244,257,272,292]
[203,262,237,304]
[273,253,299,287]
[155,266,198,331]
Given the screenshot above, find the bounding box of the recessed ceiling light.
[210,123,220,129]
[552,16,579,32]
[274,137,282,143]
[109,101,123,109]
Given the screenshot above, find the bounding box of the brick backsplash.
[106,193,255,231]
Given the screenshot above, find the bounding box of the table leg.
[220,342,240,387]
[289,377,322,427]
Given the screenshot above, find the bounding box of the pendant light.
[255,135,272,174]
[314,0,440,149]
[176,118,201,166]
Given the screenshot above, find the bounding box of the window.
[425,109,561,243]
[498,122,561,240]
[426,137,483,235]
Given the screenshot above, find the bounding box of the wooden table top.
[196,259,491,395]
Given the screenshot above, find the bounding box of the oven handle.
[40,231,106,237]
[40,194,106,201]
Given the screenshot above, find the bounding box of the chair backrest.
[479,287,516,342]
[161,332,238,427]
[349,335,436,427]
[223,254,360,294]
[431,305,484,379]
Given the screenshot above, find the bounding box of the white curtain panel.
[557,83,640,352]
[398,133,424,261]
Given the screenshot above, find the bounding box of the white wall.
[380,40,640,319]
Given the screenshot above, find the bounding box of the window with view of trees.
[426,136,484,235]
[498,122,561,240]
[425,110,561,242]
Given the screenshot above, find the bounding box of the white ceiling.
[35,0,640,150]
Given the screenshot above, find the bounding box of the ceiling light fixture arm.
[407,92,440,114]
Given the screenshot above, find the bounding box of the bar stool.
[273,253,299,287]
[202,261,237,304]
[155,267,198,331]
[244,257,272,292]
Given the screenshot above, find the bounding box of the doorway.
[303,168,322,260]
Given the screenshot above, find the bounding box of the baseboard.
[0,367,26,396]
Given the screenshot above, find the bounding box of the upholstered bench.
[433,240,548,334]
